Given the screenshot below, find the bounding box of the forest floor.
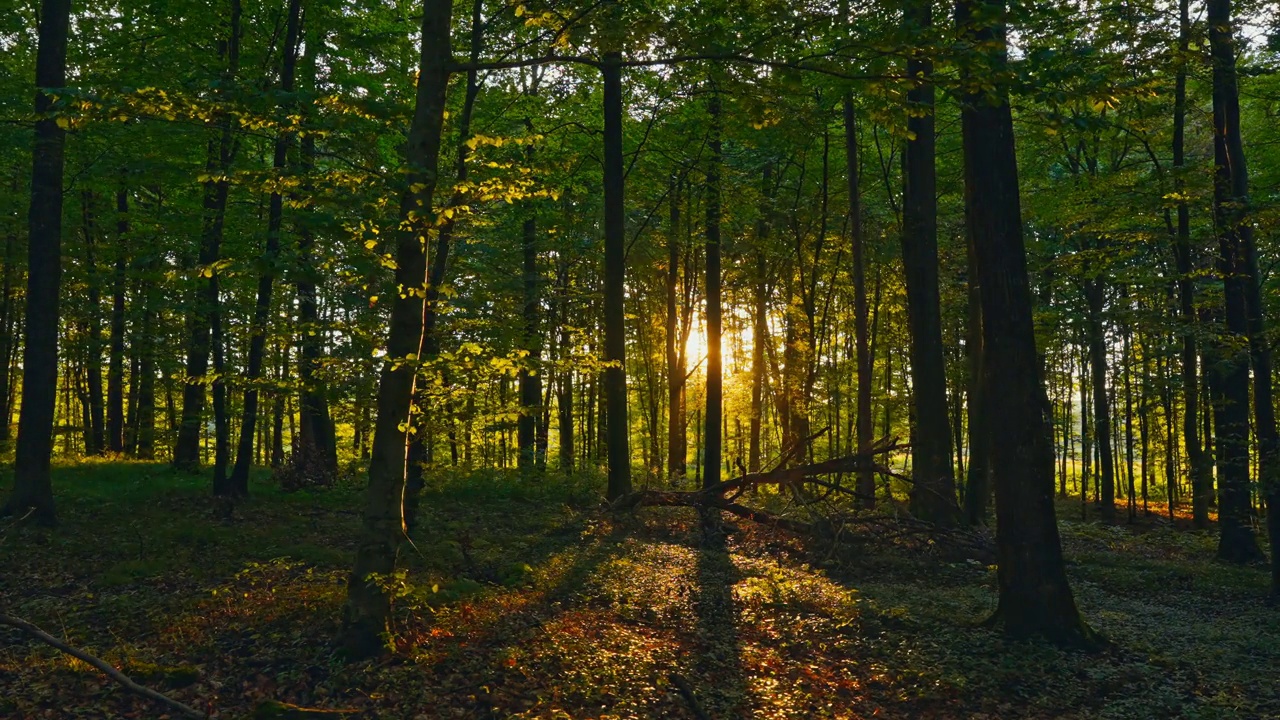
[1,461,1277,720]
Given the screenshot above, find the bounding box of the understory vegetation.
[2,463,1276,719]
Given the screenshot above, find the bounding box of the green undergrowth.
[1,462,1276,718]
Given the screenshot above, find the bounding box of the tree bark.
[174,0,241,473]
[601,37,631,499]
[0,231,17,449]
[229,0,303,495]
[106,185,128,453]
[1172,0,1211,529]
[1084,276,1116,519]
[4,0,72,525]
[902,0,960,527]
[80,192,106,456]
[669,176,688,478]
[704,90,723,491]
[842,96,874,510]
[341,0,453,660]
[1207,0,1266,565]
[956,0,1096,647]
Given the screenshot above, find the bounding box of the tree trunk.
[4,0,72,525]
[669,176,687,478]
[601,41,631,500]
[1172,0,1210,531]
[902,0,960,526]
[956,0,1095,647]
[80,192,106,456]
[1207,0,1266,565]
[556,256,574,472]
[229,0,302,495]
[704,90,722,491]
[518,214,541,472]
[106,186,128,453]
[0,231,17,449]
[341,0,453,659]
[174,0,241,473]
[1084,277,1116,519]
[963,235,988,524]
[842,96,874,510]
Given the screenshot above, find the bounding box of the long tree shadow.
[685,512,749,718]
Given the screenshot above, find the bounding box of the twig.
[0,613,205,718]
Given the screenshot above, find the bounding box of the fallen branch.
[0,613,205,718]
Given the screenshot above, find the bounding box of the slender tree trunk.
[229,0,303,495]
[902,0,960,526]
[4,0,72,524]
[1123,320,1136,521]
[957,0,1095,647]
[748,165,773,475]
[80,192,106,456]
[842,98,874,509]
[704,90,723,491]
[106,186,128,453]
[1085,277,1116,519]
[518,214,541,472]
[964,228,988,524]
[1170,0,1211,530]
[0,231,17,449]
[341,0,453,659]
[296,22,337,475]
[601,37,631,499]
[174,0,241,473]
[404,0,483,526]
[1207,0,1267,566]
[211,288,230,493]
[556,256,574,472]
[668,176,687,478]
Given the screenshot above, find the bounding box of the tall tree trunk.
[404,0,483,527]
[843,96,874,509]
[174,0,241,473]
[556,256,574,472]
[1207,0,1266,565]
[601,34,631,500]
[703,90,722,491]
[341,0,453,659]
[518,214,541,472]
[1084,277,1116,519]
[106,185,128,453]
[229,0,303,495]
[748,165,772,475]
[211,287,230,493]
[956,0,1095,647]
[4,0,72,524]
[296,17,337,475]
[964,237,988,524]
[667,177,686,478]
[1173,0,1211,530]
[80,192,106,456]
[0,231,17,449]
[902,0,960,526]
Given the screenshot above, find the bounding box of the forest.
[1,0,1279,717]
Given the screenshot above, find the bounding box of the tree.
[340,0,454,659]
[2,0,72,525]
[1207,0,1265,565]
[956,0,1096,646]
[229,0,304,496]
[902,0,960,526]
[601,7,631,501]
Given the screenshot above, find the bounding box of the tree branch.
[0,613,205,718]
